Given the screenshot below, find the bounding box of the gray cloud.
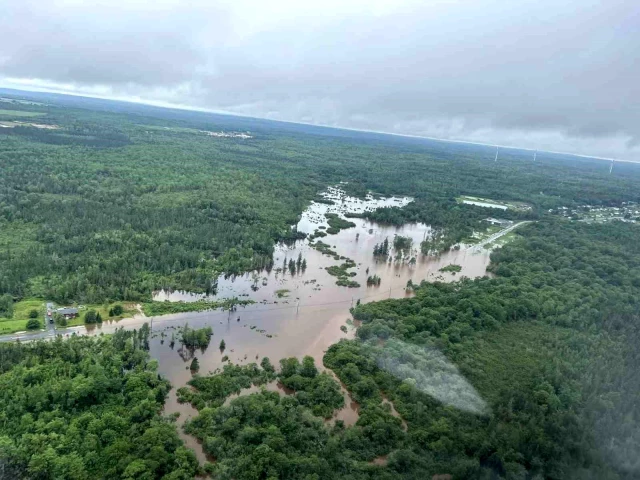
[1,0,638,160]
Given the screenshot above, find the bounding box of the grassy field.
[485,230,521,249]
[0,298,44,333]
[12,298,44,319]
[464,224,501,243]
[0,299,138,333]
[0,109,44,117]
[61,302,138,327]
[0,319,31,334]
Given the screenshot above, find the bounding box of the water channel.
[32,187,494,463]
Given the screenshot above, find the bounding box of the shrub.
[84,309,98,324]
[54,313,67,326]
[26,318,41,330]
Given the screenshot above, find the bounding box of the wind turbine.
[494,146,499,162]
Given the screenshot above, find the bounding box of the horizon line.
[1,84,636,165]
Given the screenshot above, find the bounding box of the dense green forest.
[169,219,640,480]
[2,92,640,305]
[332,219,640,479]
[0,328,200,479]
[2,91,640,480]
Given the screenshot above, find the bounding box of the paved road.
[2,303,89,343]
[471,221,531,252]
[44,309,56,336]
[0,329,54,343]
[0,324,98,343]
[0,330,48,342]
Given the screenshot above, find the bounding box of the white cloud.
[1,0,638,160]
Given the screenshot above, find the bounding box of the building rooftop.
[57,307,79,315]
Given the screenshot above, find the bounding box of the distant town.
[550,202,640,223]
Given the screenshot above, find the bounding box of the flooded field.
[148,187,491,461]
[45,187,493,463]
[147,188,490,373]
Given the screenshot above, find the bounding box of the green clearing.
[0,109,44,117]
[464,223,502,243]
[485,229,520,249]
[0,297,241,331]
[0,319,30,334]
[0,298,45,333]
[457,195,532,211]
[11,298,44,320]
[0,298,131,333]
[61,302,137,326]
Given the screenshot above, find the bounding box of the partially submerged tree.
[190,357,200,373]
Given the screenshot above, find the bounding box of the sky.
[1,0,638,160]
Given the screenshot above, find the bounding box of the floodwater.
[50,187,493,464]
[146,188,490,386]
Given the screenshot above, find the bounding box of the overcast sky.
[1,0,638,160]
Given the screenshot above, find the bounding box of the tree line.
[0,328,199,479]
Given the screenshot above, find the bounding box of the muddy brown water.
[56,188,492,464]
